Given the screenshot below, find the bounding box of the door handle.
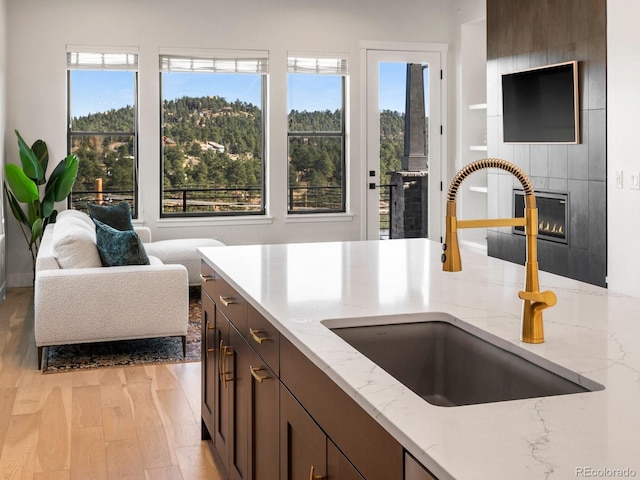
[309,465,323,480]
[249,328,269,344]
[250,366,269,383]
[369,182,394,190]
[205,320,215,358]
[219,295,235,307]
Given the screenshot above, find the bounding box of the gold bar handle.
[219,296,235,307]
[205,320,215,358]
[249,366,269,383]
[200,274,215,282]
[218,339,225,383]
[220,343,233,388]
[249,328,269,344]
[309,465,323,480]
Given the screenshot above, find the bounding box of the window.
[67,48,139,216]
[287,54,348,213]
[160,51,268,216]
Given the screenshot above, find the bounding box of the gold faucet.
[441,158,556,344]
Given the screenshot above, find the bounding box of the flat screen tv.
[502,60,579,144]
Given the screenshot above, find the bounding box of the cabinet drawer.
[246,305,279,375]
[200,261,218,299]
[201,261,247,332]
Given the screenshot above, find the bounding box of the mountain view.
[70,96,408,213]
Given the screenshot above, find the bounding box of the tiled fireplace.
[513,190,568,245]
[486,0,607,288]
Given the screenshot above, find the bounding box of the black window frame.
[66,53,140,217]
[159,54,268,218]
[287,61,348,214]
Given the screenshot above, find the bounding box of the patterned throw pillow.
[87,201,134,231]
[92,218,150,267]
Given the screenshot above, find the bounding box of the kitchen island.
[199,238,640,480]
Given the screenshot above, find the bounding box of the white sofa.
[34,209,197,369]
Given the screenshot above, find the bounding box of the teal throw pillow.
[93,218,150,267]
[88,201,134,231]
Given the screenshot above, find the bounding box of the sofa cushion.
[57,208,94,228]
[144,238,225,286]
[93,219,150,267]
[51,215,103,269]
[88,201,134,231]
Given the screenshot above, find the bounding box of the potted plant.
[4,129,79,277]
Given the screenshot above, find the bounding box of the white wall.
[4,0,480,287]
[607,0,640,296]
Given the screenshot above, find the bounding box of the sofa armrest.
[34,263,188,346]
[135,226,152,243]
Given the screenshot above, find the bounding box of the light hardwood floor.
[0,287,222,480]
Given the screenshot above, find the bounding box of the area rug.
[42,289,202,374]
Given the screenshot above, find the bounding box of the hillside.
[71,96,408,200]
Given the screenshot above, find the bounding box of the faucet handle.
[518,290,557,307]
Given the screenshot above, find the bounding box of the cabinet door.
[201,290,217,441]
[215,310,232,471]
[280,385,327,480]
[249,348,279,480]
[327,440,364,480]
[229,323,250,480]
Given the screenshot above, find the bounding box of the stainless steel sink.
[326,314,604,407]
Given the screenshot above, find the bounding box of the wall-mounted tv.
[502,60,579,144]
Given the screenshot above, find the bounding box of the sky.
[70,63,429,118]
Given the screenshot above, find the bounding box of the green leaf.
[4,183,30,228]
[27,201,39,227]
[45,210,58,228]
[31,140,49,185]
[15,130,44,182]
[30,217,43,245]
[48,154,79,202]
[5,163,39,203]
[41,185,56,219]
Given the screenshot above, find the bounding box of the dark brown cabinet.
[201,266,279,480]
[202,262,438,480]
[248,347,279,480]
[229,320,250,480]
[327,441,365,480]
[201,287,216,441]
[214,304,232,472]
[280,385,363,480]
[280,384,327,480]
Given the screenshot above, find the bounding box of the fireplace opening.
[513,189,568,244]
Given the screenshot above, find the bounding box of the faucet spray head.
[442,201,461,271]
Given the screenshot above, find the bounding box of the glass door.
[365,49,443,241]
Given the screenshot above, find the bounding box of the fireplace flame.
[539,221,564,236]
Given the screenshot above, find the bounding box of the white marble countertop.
[199,239,640,480]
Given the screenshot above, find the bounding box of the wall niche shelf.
[460,19,487,253]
